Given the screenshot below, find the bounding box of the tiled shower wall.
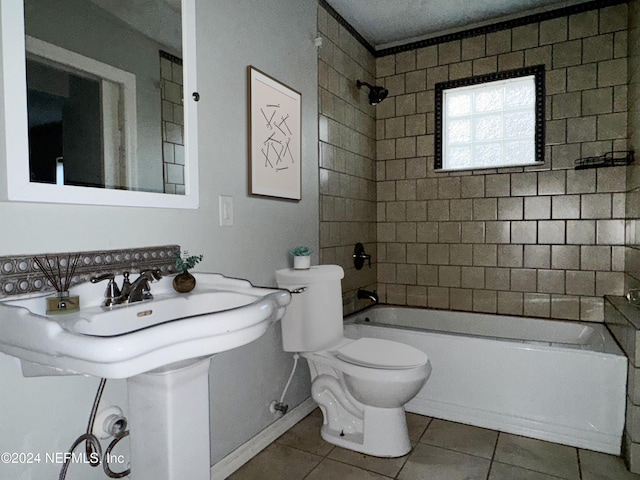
[374,3,629,322]
[160,51,185,195]
[317,6,377,314]
[629,0,640,287]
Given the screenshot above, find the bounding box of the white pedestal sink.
[0,273,291,480]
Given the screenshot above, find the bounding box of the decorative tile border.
[0,245,180,297]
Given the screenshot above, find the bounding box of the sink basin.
[0,273,291,378]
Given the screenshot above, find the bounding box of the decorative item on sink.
[290,246,313,269]
[33,253,81,314]
[173,250,203,293]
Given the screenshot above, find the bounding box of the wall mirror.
[0,0,199,208]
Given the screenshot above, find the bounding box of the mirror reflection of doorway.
[26,51,131,190]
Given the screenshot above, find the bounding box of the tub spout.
[357,289,378,303]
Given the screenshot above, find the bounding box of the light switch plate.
[219,195,234,226]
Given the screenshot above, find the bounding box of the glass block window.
[435,65,545,171]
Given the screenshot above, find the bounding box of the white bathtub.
[343,306,627,455]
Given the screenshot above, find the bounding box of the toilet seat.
[335,338,428,369]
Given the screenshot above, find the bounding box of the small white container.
[293,256,311,269]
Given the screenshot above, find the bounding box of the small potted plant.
[173,250,203,293]
[290,246,313,269]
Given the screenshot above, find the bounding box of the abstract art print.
[248,66,301,200]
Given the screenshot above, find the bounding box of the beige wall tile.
[580,296,604,322]
[485,267,510,290]
[460,176,485,198]
[524,196,551,220]
[551,245,580,269]
[450,244,474,266]
[511,172,538,196]
[569,10,598,39]
[551,195,580,219]
[450,288,473,311]
[538,269,566,294]
[511,269,537,292]
[461,266,485,289]
[439,265,461,287]
[429,244,450,264]
[581,193,612,218]
[486,29,511,55]
[551,294,580,320]
[498,291,524,315]
[498,197,524,220]
[524,245,551,268]
[473,244,498,267]
[406,285,428,307]
[497,245,524,268]
[597,219,626,245]
[511,221,537,244]
[524,292,551,317]
[461,221,486,244]
[566,220,596,244]
[473,289,498,312]
[473,198,498,220]
[538,220,566,244]
[428,286,449,309]
[485,221,511,244]
[566,169,596,194]
[566,270,595,296]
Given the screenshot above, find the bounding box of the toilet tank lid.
[276,265,344,284]
[335,338,429,369]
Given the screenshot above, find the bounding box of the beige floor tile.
[494,433,580,480]
[398,443,491,480]
[580,449,640,480]
[489,461,568,479]
[276,413,334,456]
[419,418,498,459]
[406,412,431,442]
[306,458,394,480]
[328,446,409,477]
[228,442,322,480]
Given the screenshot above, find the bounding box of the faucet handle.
[91,273,122,306]
[353,243,372,270]
[140,269,162,281]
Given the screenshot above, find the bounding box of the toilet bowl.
[276,265,431,457]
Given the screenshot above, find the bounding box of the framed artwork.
[248,66,302,200]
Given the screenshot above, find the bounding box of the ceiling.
[325,0,593,50]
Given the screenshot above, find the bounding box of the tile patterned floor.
[229,410,640,480]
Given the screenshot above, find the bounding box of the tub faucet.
[357,289,378,303]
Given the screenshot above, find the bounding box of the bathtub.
[343,306,627,455]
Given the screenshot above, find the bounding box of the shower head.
[356,80,388,105]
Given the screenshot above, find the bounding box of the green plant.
[289,246,313,256]
[174,250,203,274]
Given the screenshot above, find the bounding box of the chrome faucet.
[357,289,378,303]
[126,270,163,303]
[92,270,162,307]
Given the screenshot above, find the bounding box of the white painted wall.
[0,0,318,477]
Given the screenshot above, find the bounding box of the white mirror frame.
[0,0,199,209]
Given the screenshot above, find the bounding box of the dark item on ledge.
[574,150,634,170]
[173,271,196,293]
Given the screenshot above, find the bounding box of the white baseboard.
[210,397,316,480]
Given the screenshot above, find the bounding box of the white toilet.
[276,265,431,457]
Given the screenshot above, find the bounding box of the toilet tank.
[275,265,344,352]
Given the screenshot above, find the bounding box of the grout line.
[485,430,501,480]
